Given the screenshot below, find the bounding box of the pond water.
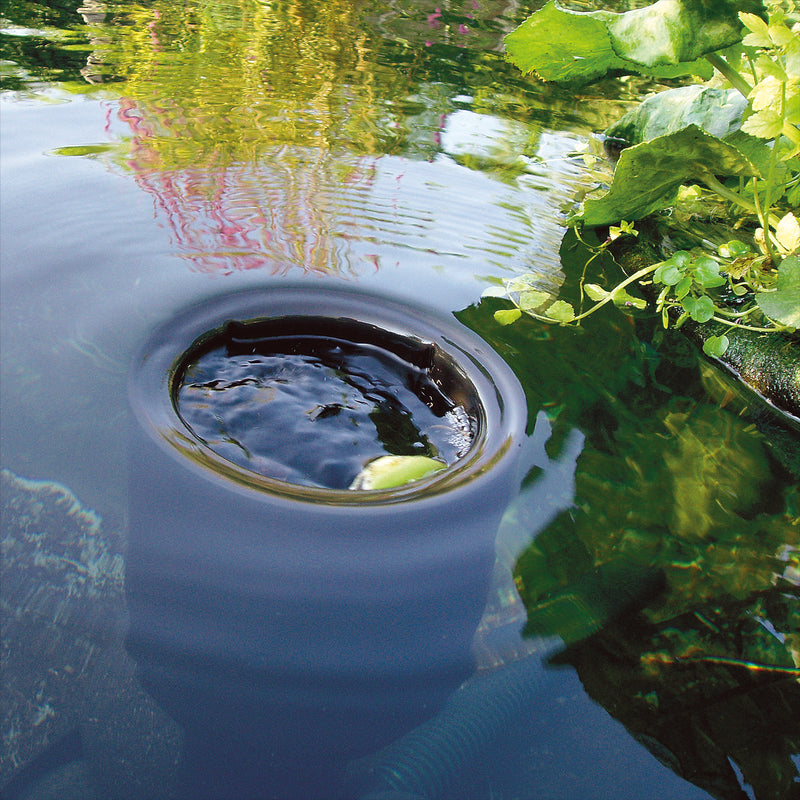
[1,2,799,800]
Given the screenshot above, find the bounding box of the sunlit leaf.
[775,212,800,253]
[749,76,783,111]
[768,20,795,49]
[741,107,784,139]
[756,255,800,327]
[505,0,754,85]
[739,11,772,49]
[494,308,522,325]
[505,1,619,83]
[606,0,761,68]
[786,38,800,78]
[608,220,638,240]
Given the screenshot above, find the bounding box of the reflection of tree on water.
[71,0,580,278]
[99,0,392,275]
[118,107,377,275]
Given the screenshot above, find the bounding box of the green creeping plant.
[492,0,800,355]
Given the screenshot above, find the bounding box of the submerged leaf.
[494,308,522,325]
[581,126,760,227]
[703,334,730,357]
[546,300,576,322]
[522,558,665,643]
[756,255,800,327]
[518,289,550,311]
[349,455,446,491]
[612,286,648,309]
[584,283,610,301]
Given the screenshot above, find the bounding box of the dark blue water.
[2,2,798,799]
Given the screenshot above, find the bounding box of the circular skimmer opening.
[171,316,478,491]
[129,286,524,504]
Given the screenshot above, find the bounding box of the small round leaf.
[494,308,522,325]
[702,334,730,357]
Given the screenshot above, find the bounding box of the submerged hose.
[344,653,547,800]
[345,561,665,800]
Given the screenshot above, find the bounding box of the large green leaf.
[505,2,623,84]
[580,125,760,227]
[605,86,747,144]
[504,0,762,85]
[604,0,761,66]
[756,255,800,328]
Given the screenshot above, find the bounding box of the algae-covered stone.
[1,469,181,800]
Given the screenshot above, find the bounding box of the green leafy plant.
[492,0,800,356]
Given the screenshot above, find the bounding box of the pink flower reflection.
[117,101,377,276]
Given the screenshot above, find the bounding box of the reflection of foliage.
[561,586,800,800]
[458,284,800,800]
[0,0,94,90]
[516,399,799,618]
[120,147,377,273]
[513,378,800,798]
[98,0,384,166]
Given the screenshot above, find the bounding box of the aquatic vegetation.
[0,469,123,785]
[461,289,800,800]
[493,0,800,357]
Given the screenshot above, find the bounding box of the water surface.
[1,2,798,799]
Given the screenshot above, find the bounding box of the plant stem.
[700,173,780,230]
[711,315,782,333]
[752,177,777,261]
[713,305,759,319]
[782,121,800,149]
[563,261,660,323]
[704,52,751,98]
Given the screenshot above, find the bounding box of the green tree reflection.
[459,262,800,800]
